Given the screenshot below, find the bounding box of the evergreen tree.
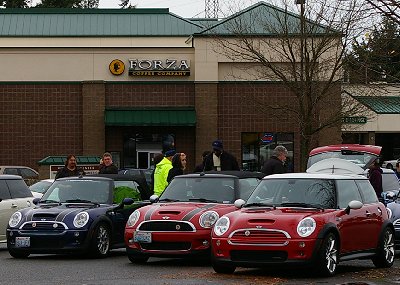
[35,0,98,8]
[1,0,29,8]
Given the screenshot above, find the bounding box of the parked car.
[124,171,264,263]
[307,144,382,170]
[6,175,151,258]
[0,166,39,186]
[118,168,153,192]
[29,179,54,198]
[382,159,400,170]
[211,172,394,276]
[0,175,34,242]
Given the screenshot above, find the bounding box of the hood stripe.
[145,204,160,221]
[182,204,217,221]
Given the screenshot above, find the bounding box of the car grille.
[138,221,195,232]
[20,221,67,233]
[140,241,191,251]
[393,219,400,228]
[230,250,288,262]
[229,229,290,246]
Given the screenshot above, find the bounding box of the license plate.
[15,237,30,248]
[134,232,152,243]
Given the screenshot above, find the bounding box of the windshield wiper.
[64,199,99,206]
[159,198,180,202]
[189,198,219,203]
[244,202,275,208]
[280,202,323,209]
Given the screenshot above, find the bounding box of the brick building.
[0,3,343,178]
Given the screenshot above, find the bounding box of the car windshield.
[308,151,378,169]
[246,178,336,209]
[42,179,112,204]
[29,180,53,194]
[160,177,236,203]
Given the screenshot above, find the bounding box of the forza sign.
[128,59,190,76]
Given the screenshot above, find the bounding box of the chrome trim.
[137,220,197,232]
[228,228,291,246]
[19,221,69,230]
[393,219,400,227]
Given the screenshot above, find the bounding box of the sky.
[98,0,257,19]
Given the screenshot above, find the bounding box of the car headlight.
[73,212,89,228]
[297,217,316,237]
[213,216,230,236]
[127,210,140,227]
[9,212,22,228]
[199,211,219,228]
[387,208,393,219]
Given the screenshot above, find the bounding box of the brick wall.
[0,83,82,171]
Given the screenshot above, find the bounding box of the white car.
[0,175,35,242]
[29,179,54,198]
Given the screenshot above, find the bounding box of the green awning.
[105,108,196,126]
[354,96,400,114]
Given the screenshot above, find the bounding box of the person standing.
[261,145,288,176]
[395,162,400,180]
[193,151,211,172]
[55,154,85,179]
[153,149,175,196]
[98,152,118,174]
[150,153,164,194]
[167,153,187,183]
[203,140,240,171]
[368,159,383,199]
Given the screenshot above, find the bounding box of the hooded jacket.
[153,157,173,196]
[368,167,383,197]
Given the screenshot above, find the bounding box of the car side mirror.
[33,198,41,205]
[122,198,134,206]
[234,199,246,208]
[345,200,363,214]
[149,195,159,203]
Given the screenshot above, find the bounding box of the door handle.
[365,211,371,217]
[11,204,18,208]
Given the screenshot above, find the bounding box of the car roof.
[263,172,368,180]
[0,174,24,180]
[175,171,264,179]
[309,144,382,156]
[56,175,113,181]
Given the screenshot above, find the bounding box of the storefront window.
[242,132,294,172]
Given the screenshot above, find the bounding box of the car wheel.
[90,223,111,258]
[372,227,395,268]
[315,233,338,276]
[211,258,236,274]
[128,253,149,264]
[8,248,30,258]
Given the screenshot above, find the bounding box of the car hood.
[140,202,236,223]
[20,203,103,223]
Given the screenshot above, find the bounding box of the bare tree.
[200,0,375,170]
[364,0,400,25]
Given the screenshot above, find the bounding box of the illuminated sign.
[128,59,190,76]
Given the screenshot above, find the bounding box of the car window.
[336,180,362,208]
[113,181,142,203]
[29,181,52,194]
[0,180,12,200]
[356,180,379,204]
[382,172,400,192]
[19,168,37,178]
[238,178,260,200]
[3,168,18,175]
[6,179,33,198]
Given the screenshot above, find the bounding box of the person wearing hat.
[203,140,240,171]
[261,145,288,176]
[153,149,176,196]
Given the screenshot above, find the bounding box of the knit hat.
[164,149,176,157]
[212,140,223,151]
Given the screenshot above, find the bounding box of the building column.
[195,82,218,165]
[82,81,105,155]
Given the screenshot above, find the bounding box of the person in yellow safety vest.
[153,149,175,196]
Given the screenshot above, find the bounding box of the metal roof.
[0,8,203,37]
[354,96,400,114]
[196,1,338,36]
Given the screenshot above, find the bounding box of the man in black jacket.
[98,152,118,174]
[203,140,240,171]
[261,145,288,176]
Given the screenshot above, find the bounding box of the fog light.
[9,232,13,237]
[216,240,221,246]
[202,240,209,246]
[74,232,80,237]
[298,241,305,248]
[299,251,304,256]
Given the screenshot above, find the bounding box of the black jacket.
[261,156,285,176]
[55,167,85,179]
[98,164,118,174]
[203,152,240,171]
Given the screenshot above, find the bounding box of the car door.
[6,178,34,210]
[335,179,370,253]
[0,180,15,241]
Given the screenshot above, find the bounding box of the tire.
[211,258,236,274]
[90,223,111,258]
[372,227,395,268]
[8,248,30,258]
[128,253,149,264]
[315,233,338,277]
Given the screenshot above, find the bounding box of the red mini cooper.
[124,171,263,263]
[211,172,395,276]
